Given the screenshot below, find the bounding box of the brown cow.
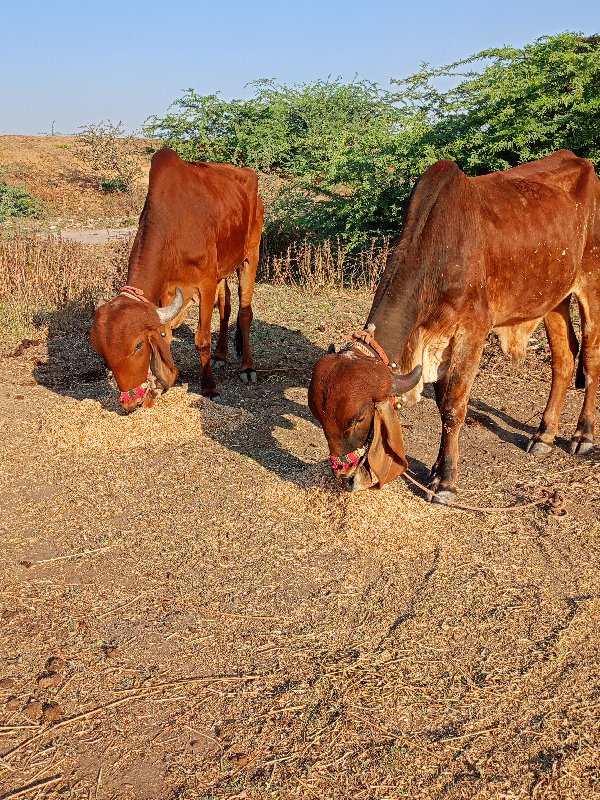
[91,148,264,411]
[309,151,600,503]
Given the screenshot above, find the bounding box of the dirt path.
[59,228,136,244]
[1,286,598,799]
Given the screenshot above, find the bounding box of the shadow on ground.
[32,305,333,483]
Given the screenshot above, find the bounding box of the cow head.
[308,345,422,491]
[90,287,184,412]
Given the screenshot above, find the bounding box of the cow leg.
[210,279,231,369]
[236,251,258,384]
[429,332,485,505]
[526,297,578,455]
[429,371,451,481]
[569,296,600,455]
[196,284,221,401]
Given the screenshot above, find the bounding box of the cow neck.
[124,209,169,306]
[122,272,163,306]
[366,248,427,364]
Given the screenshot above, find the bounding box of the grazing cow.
[309,151,600,503]
[91,148,264,411]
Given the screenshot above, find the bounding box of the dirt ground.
[0,135,151,227]
[0,284,598,800]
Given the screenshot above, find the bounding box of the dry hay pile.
[38,387,252,451]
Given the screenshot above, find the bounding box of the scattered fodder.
[259,235,390,291]
[38,387,252,452]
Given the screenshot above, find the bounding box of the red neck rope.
[119,285,150,303]
[328,325,397,474]
[118,370,161,406]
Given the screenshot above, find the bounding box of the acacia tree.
[399,32,600,173]
[75,120,142,193]
[143,32,600,250]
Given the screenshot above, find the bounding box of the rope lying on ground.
[402,470,567,515]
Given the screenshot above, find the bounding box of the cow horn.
[390,364,422,395]
[156,287,184,325]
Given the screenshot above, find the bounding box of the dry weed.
[260,236,390,291]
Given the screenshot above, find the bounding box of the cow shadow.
[467,396,590,456]
[32,306,436,488]
[181,319,332,485]
[31,305,337,483]
[32,303,109,401]
[467,397,537,450]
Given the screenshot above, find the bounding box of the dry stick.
[2,674,273,765]
[402,471,565,515]
[94,765,102,800]
[0,775,62,799]
[97,591,147,619]
[254,366,303,373]
[31,545,116,565]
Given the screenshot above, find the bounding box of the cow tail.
[575,346,586,389]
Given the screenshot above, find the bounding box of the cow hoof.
[210,356,227,369]
[203,391,222,403]
[431,489,456,506]
[526,438,553,456]
[240,369,257,384]
[569,438,593,456]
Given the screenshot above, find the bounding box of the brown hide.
[90,148,263,404]
[309,151,600,497]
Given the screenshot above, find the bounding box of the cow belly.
[401,334,453,404]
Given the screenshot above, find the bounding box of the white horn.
[156,287,184,325]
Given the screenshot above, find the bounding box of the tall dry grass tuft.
[0,229,132,350]
[259,236,390,292]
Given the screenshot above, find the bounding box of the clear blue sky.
[1,0,598,135]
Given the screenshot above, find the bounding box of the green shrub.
[144,32,600,253]
[0,182,45,222]
[98,176,128,193]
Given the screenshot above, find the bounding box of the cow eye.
[133,341,143,353]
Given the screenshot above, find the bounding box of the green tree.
[398,32,600,173]
[143,32,600,251]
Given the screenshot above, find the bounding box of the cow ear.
[368,399,408,488]
[149,331,177,389]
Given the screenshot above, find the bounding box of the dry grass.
[0,230,132,351]
[0,228,389,354]
[260,236,391,292]
[0,283,599,800]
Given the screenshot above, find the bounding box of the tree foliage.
[75,121,141,193]
[0,179,44,222]
[144,32,600,251]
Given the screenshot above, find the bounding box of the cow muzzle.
[329,425,374,484]
[112,370,162,412]
[340,463,375,492]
